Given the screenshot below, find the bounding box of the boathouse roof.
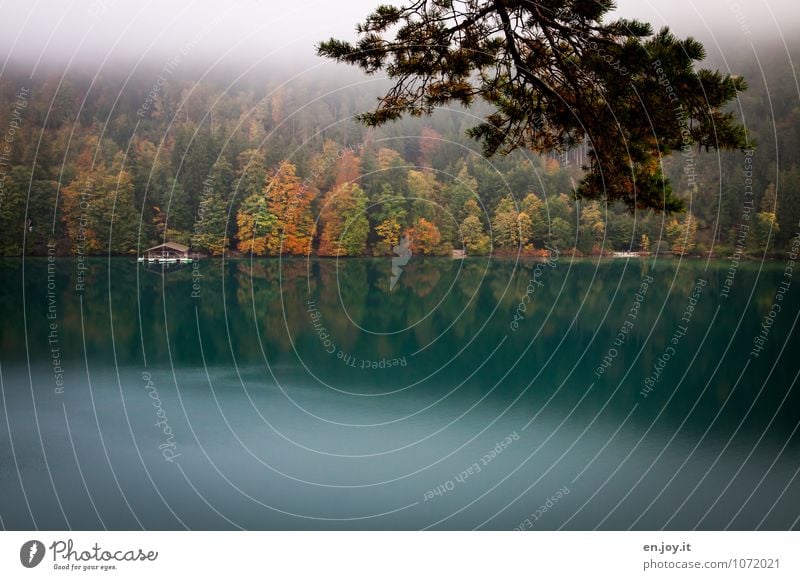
[144,242,189,253]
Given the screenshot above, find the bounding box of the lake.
[1,256,799,530]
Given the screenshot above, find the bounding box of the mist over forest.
[0,29,798,259]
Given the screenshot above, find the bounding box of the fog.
[0,0,796,74]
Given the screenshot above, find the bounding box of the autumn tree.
[408,169,439,222]
[334,149,361,188]
[266,161,315,255]
[517,211,533,248]
[375,218,403,257]
[463,197,484,220]
[460,215,491,255]
[236,190,275,256]
[667,212,698,256]
[318,183,370,256]
[520,193,548,245]
[371,184,407,256]
[377,147,403,170]
[492,196,522,249]
[641,233,651,253]
[62,153,138,255]
[319,1,749,212]
[408,217,442,255]
[577,201,606,254]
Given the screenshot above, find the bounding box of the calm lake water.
[1,256,799,530]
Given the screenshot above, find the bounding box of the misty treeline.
[0,46,798,259]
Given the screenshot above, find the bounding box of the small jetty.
[611,251,644,258]
[138,242,193,264]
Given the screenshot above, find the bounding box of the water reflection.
[0,257,798,530]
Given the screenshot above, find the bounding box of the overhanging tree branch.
[318,0,750,213]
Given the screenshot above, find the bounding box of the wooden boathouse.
[140,242,193,263]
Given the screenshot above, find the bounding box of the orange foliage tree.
[334,149,361,187]
[265,161,315,255]
[407,217,441,255]
[62,153,138,255]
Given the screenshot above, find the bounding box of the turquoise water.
[1,256,798,530]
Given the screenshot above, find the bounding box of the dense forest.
[0,43,798,259]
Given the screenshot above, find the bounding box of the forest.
[0,42,798,259]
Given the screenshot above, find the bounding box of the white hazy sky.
[0,0,796,71]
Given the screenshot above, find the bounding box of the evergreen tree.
[776,165,800,247]
[443,163,476,223]
[751,182,778,254]
[191,158,233,255]
[236,190,275,256]
[319,0,749,212]
[549,217,574,251]
[0,166,31,255]
[173,125,218,218]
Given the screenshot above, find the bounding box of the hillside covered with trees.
[0,43,797,259]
